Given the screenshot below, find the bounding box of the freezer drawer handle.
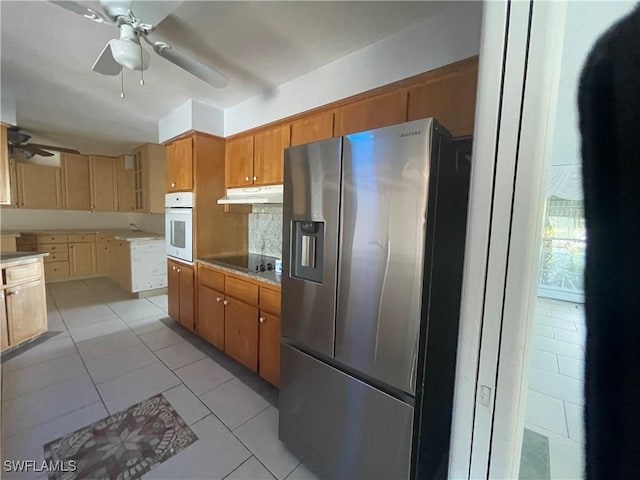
[301,235,316,268]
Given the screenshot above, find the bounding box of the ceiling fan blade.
[26,144,81,154]
[49,1,112,24]
[92,41,122,76]
[146,40,227,88]
[21,146,55,157]
[129,1,182,27]
[7,129,30,145]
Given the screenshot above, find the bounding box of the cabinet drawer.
[260,287,281,316]
[68,234,96,243]
[43,251,69,263]
[37,243,69,254]
[199,266,225,291]
[16,234,37,246]
[225,276,259,305]
[36,234,68,244]
[5,261,42,285]
[44,261,70,280]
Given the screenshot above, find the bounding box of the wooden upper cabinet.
[335,90,408,136]
[0,124,10,205]
[16,163,62,209]
[407,59,478,138]
[225,135,254,188]
[141,143,166,213]
[166,137,193,192]
[117,155,135,212]
[89,155,118,211]
[290,111,334,147]
[62,153,91,210]
[254,124,290,186]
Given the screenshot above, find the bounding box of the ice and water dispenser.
[291,221,324,283]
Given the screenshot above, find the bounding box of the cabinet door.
[259,311,281,386]
[290,111,334,147]
[179,264,195,331]
[62,153,91,210]
[69,242,97,277]
[335,90,408,136]
[254,125,290,186]
[168,260,181,322]
[96,239,109,275]
[16,163,62,209]
[0,125,10,205]
[144,144,166,214]
[224,296,259,372]
[166,137,193,192]
[407,61,478,138]
[197,284,225,350]
[117,155,135,212]
[1,291,9,351]
[6,280,47,345]
[90,155,118,211]
[225,135,254,188]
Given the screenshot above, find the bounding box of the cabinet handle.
[216,297,222,302]
[245,176,250,182]
[6,290,19,296]
[223,300,228,306]
[259,316,265,323]
[253,176,257,181]
[172,266,177,271]
[171,182,176,188]
[177,268,181,273]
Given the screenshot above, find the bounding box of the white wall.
[1,95,17,126]
[224,1,482,136]
[550,1,636,168]
[158,99,224,143]
[0,209,131,231]
[0,210,165,234]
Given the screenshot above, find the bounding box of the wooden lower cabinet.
[1,291,8,351]
[197,284,225,350]
[259,311,281,386]
[179,265,195,332]
[69,242,97,277]
[196,264,281,386]
[224,296,259,372]
[168,259,195,331]
[1,257,48,352]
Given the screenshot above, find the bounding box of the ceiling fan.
[50,0,228,92]
[7,127,80,159]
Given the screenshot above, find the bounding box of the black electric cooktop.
[211,253,279,273]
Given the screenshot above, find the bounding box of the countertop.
[196,257,282,288]
[0,252,48,267]
[2,229,163,242]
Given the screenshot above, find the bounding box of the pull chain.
[139,39,145,86]
[120,69,125,98]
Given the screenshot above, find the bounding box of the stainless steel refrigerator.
[280,118,471,479]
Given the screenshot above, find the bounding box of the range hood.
[217,185,283,205]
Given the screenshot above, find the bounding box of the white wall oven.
[165,192,193,262]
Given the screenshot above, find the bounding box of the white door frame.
[448,1,568,477]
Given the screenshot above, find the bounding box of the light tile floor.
[0,278,318,480]
[524,297,585,479]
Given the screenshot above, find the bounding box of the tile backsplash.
[248,204,283,259]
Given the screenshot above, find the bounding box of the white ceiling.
[1,1,448,155]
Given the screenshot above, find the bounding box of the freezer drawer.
[279,344,413,479]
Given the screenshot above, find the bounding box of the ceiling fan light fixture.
[110,38,150,71]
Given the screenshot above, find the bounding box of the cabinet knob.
[216,297,221,302]
[223,300,228,306]
[253,176,257,181]
[171,182,176,188]
[259,316,265,323]
[245,176,250,182]
[177,268,181,273]
[6,290,19,296]
[172,266,177,271]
